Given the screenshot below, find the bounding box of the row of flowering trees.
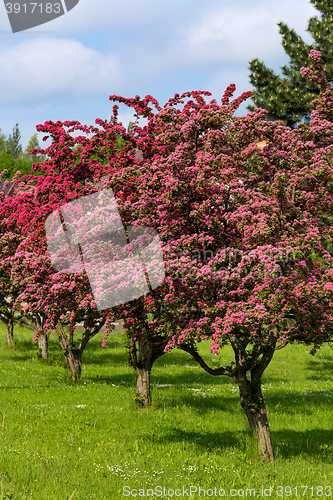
[0,50,332,462]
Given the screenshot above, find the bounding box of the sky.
[0,0,318,150]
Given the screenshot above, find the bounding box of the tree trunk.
[135,339,154,406]
[6,318,14,346]
[65,349,82,381]
[38,332,49,359]
[54,320,103,383]
[136,366,151,406]
[238,375,274,462]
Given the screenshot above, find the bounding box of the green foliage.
[0,153,16,179]
[0,153,45,180]
[24,133,41,161]
[0,119,127,183]
[0,128,6,154]
[246,0,333,129]
[5,124,23,159]
[103,119,135,154]
[0,126,46,181]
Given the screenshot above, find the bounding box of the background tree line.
[0,121,133,184]
[0,124,47,181]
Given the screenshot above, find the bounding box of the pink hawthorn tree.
[0,170,53,352]
[101,50,333,461]
[0,124,116,377]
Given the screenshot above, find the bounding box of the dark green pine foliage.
[6,123,23,158]
[246,0,333,129]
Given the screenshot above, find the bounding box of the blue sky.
[0,0,317,150]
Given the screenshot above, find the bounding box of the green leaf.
[257,291,269,300]
[309,253,323,262]
[147,313,154,323]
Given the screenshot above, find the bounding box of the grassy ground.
[0,323,332,499]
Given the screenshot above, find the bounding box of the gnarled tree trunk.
[28,322,50,359]
[237,372,274,462]
[38,331,50,359]
[135,339,154,406]
[65,349,82,380]
[129,336,166,407]
[54,321,83,381]
[136,366,152,406]
[54,320,104,382]
[179,334,277,463]
[11,306,51,357]
[6,317,14,346]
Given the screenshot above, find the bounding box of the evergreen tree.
[0,130,45,181]
[6,124,23,158]
[0,128,6,154]
[24,132,46,163]
[127,120,133,133]
[24,133,39,159]
[246,0,333,129]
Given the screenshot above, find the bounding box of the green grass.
[0,323,333,499]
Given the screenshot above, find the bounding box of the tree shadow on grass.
[138,426,333,461]
[82,350,307,391]
[140,427,242,452]
[152,393,237,414]
[84,365,238,389]
[150,387,333,416]
[0,339,36,362]
[272,429,333,460]
[306,355,333,382]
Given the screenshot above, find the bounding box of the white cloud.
[39,0,195,35]
[0,37,120,104]
[180,0,317,62]
[29,0,317,51]
[0,0,318,108]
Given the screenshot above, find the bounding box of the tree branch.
[129,336,138,370]
[151,343,167,364]
[251,329,279,383]
[12,316,36,332]
[179,344,236,380]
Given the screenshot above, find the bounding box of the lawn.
[0,322,332,499]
